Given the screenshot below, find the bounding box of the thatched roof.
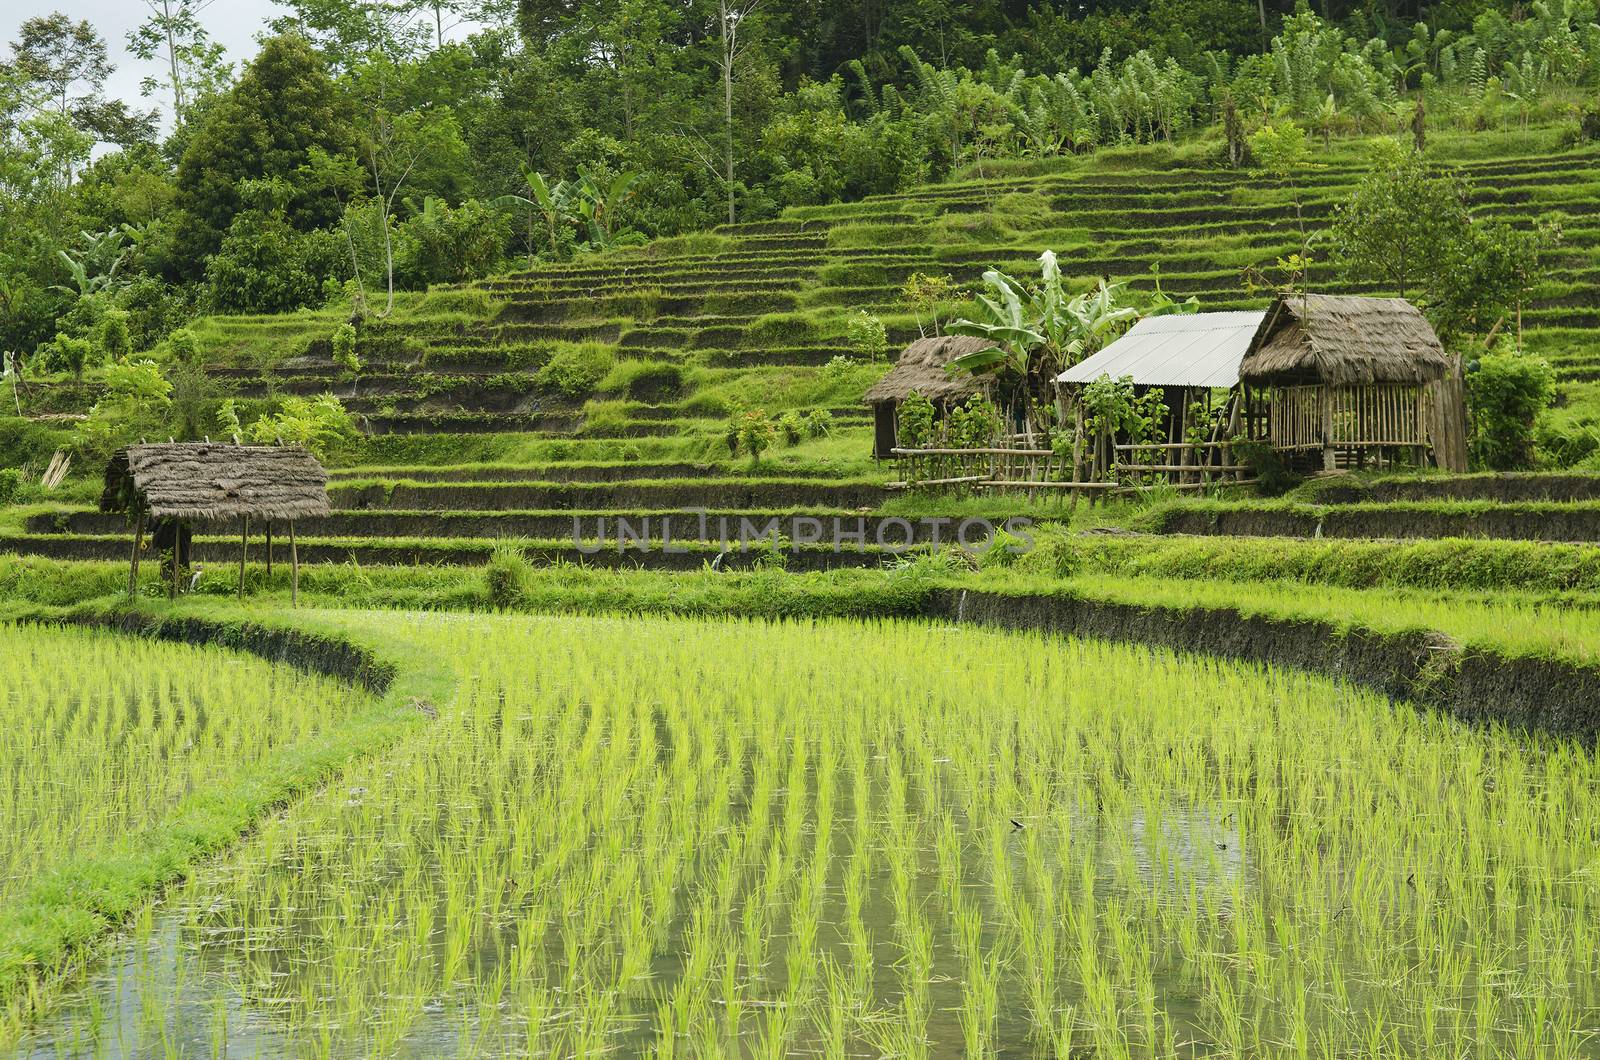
[101,443,331,521]
[1239,294,1449,386]
[862,335,998,405]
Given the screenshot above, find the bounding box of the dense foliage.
[2,0,1597,360]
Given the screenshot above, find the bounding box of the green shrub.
[804,409,834,438]
[845,310,888,360]
[36,333,102,381]
[0,468,21,505]
[730,409,777,464]
[166,328,201,365]
[898,392,935,447]
[777,411,805,446]
[97,311,131,360]
[1229,438,1299,496]
[398,198,510,286]
[537,342,616,397]
[483,541,533,609]
[246,394,360,462]
[331,323,361,374]
[1466,351,1556,470]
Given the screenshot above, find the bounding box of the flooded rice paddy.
[15,613,1600,1056]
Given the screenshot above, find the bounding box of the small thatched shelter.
[863,335,998,459]
[102,443,331,603]
[1240,295,1467,472]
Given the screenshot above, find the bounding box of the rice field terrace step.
[510,264,826,287]
[32,508,988,545]
[712,219,831,236]
[0,532,890,572]
[1150,501,1600,543]
[327,461,856,482]
[703,345,857,367]
[1311,474,1600,505]
[328,479,889,511]
[360,411,581,435]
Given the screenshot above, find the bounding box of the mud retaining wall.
[62,611,397,695]
[928,589,1600,742]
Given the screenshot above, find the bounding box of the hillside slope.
[12,125,1600,567]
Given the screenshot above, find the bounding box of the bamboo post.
[169,521,180,600]
[289,520,299,608]
[128,510,145,598]
[238,515,249,599]
[1320,387,1336,472]
[265,520,273,577]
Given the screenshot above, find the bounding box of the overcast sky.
[4,1,284,129]
[3,2,484,135]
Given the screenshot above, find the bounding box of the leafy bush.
[1466,351,1556,470]
[846,310,888,360]
[0,468,22,505]
[398,198,510,286]
[946,396,1001,448]
[1229,438,1299,496]
[730,409,777,464]
[777,411,806,446]
[804,409,834,438]
[537,342,616,397]
[36,333,102,381]
[331,323,361,374]
[166,328,201,364]
[247,394,361,462]
[73,359,173,460]
[97,311,131,360]
[203,180,345,314]
[897,392,935,447]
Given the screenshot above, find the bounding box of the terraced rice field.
[9,128,1600,569]
[16,612,1600,1056]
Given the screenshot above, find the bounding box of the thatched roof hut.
[1237,295,1466,473]
[1240,294,1450,386]
[863,335,999,459]
[102,443,330,520]
[103,443,330,604]
[863,335,998,406]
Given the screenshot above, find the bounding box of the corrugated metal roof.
[1056,310,1267,389]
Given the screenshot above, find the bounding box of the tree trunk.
[721,0,736,226]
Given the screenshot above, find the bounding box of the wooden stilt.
[265,521,273,577]
[289,521,299,608]
[169,522,180,600]
[239,515,249,599]
[128,511,145,598]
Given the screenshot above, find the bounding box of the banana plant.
[576,168,639,243]
[947,251,1141,435]
[490,166,578,262]
[51,228,131,298]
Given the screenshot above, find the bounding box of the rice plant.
[0,622,371,910]
[17,611,1600,1056]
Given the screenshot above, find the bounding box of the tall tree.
[715,0,761,225]
[126,0,232,125]
[171,33,355,273]
[6,13,155,162]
